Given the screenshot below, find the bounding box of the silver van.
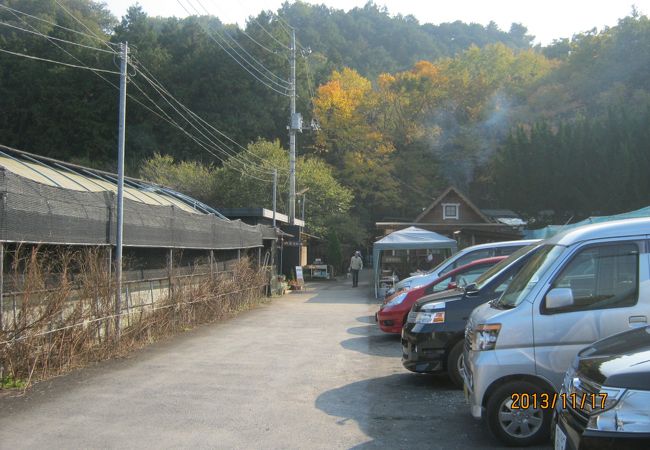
[387,239,539,295]
[462,218,650,446]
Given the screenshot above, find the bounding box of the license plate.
[554,424,567,450]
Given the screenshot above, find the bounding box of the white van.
[462,218,650,446]
[387,239,539,296]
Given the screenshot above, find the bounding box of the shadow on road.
[340,334,402,358]
[356,315,376,324]
[314,372,525,450]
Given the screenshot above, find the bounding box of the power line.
[203,0,289,57]
[51,0,286,181]
[52,0,116,53]
[186,0,289,89]
[0,20,116,54]
[2,4,273,183]
[0,4,118,48]
[131,67,278,180]
[130,57,288,175]
[176,0,290,96]
[6,2,284,185]
[275,15,294,34]
[238,24,289,58]
[193,0,289,84]
[129,77,273,182]
[47,1,265,176]
[0,47,119,74]
[3,5,161,126]
[248,15,291,50]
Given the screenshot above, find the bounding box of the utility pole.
[288,29,298,224]
[115,41,128,337]
[272,168,277,228]
[301,195,306,222]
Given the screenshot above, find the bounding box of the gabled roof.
[415,186,491,223]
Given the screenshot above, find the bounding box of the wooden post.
[209,250,214,280]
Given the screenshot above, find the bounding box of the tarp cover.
[372,226,457,297]
[524,206,650,239]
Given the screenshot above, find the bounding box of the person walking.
[349,251,363,287]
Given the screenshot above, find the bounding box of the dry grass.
[0,246,268,390]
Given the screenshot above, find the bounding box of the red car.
[375,256,506,333]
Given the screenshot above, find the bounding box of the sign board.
[284,240,301,247]
[295,266,304,282]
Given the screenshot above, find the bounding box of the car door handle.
[629,315,648,325]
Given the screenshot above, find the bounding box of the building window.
[443,203,459,220]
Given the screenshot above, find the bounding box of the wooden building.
[376,186,525,248]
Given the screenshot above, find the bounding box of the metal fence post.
[168,248,173,300]
[0,243,3,331]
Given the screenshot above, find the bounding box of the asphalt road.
[0,270,550,449]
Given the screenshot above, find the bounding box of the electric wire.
[239,23,289,58]
[204,0,289,57]
[7,2,284,183]
[52,0,117,53]
[184,0,289,88]
[48,2,280,177]
[275,15,294,34]
[193,0,290,83]
[130,57,283,173]
[0,20,117,54]
[0,3,118,48]
[176,0,290,96]
[0,47,119,74]
[130,56,289,174]
[131,68,278,180]
[2,5,172,136]
[303,50,316,109]
[249,15,291,50]
[129,77,273,182]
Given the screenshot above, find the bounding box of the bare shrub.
[0,248,268,390]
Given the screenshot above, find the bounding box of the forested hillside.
[1,0,650,243]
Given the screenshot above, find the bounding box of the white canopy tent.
[372,226,457,297]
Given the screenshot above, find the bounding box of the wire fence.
[0,248,272,389]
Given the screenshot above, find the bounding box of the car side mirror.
[545,288,574,310]
[447,281,458,290]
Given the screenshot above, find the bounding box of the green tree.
[138,153,217,204]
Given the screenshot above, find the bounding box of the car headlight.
[587,388,649,432]
[471,323,501,351]
[414,302,446,324]
[384,292,408,307]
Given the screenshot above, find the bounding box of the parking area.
[0,270,549,449]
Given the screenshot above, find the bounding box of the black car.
[401,243,541,387]
[554,325,650,450]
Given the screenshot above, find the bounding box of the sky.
[102,0,650,45]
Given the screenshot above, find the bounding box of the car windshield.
[495,244,566,308]
[472,244,539,291]
[424,257,451,275]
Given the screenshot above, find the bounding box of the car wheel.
[446,340,464,388]
[486,381,552,447]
